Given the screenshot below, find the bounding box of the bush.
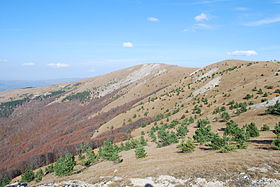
[98,140,120,161]
[244,122,260,137]
[0,176,11,187]
[53,153,76,176]
[135,144,147,158]
[224,120,240,136]
[243,94,253,100]
[45,164,54,174]
[177,138,196,153]
[21,166,35,182]
[266,102,280,115]
[261,124,270,131]
[275,89,280,94]
[209,134,230,150]
[193,124,215,144]
[232,128,249,149]
[272,122,280,150]
[62,91,91,103]
[193,105,201,114]
[223,120,249,149]
[176,124,188,137]
[274,122,280,134]
[272,136,280,150]
[157,129,178,147]
[79,144,97,167]
[221,112,231,122]
[140,136,148,146]
[35,169,43,182]
[197,119,210,128]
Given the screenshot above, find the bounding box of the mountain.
[0,60,280,186]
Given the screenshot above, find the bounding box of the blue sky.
[0,0,280,80]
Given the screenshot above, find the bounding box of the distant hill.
[0,78,81,91]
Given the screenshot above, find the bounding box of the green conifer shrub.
[177,138,196,153]
[53,153,76,176]
[135,144,147,158]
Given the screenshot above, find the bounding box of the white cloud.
[22,62,35,66]
[122,42,134,48]
[194,13,208,21]
[227,50,257,56]
[47,63,69,68]
[245,16,280,26]
[147,17,159,22]
[0,59,8,63]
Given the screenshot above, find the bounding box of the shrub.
[135,144,147,158]
[213,106,226,114]
[272,122,280,150]
[257,89,263,94]
[232,128,249,149]
[272,135,280,150]
[221,112,231,122]
[224,120,239,136]
[98,140,120,161]
[193,124,215,144]
[266,102,280,115]
[62,91,91,103]
[223,120,249,149]
[243,94,253,100]
[45,164,54,174]
[209,134,230,150]
[275,89,280,94]
[177,138,196,153]
[197,119,210,128]
[261,124,270,131]
[193,105,201,114]
[140,136,148,146]
[0,176,11,187]
[53,153,76,176]
[176,124,188,137]
[35,169,43,182]
[274,122,280,134]
[81,147,97,167]
[21,166,35,182]
[157,129,178,147]
[244,122,260,137]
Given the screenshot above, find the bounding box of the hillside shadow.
[258,146,276,150]
[248,139,272,145]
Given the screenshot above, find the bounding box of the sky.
[0,0,280,80]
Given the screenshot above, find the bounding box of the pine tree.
[177,138,196,153]
[35,169,43,182]
[53,153,76,176]
[21,166,35,182]
[135,144,147,158]
[98,140,121,161]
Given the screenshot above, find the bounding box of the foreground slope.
[0,63,195,180]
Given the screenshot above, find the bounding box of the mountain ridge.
[1,60,279,186]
